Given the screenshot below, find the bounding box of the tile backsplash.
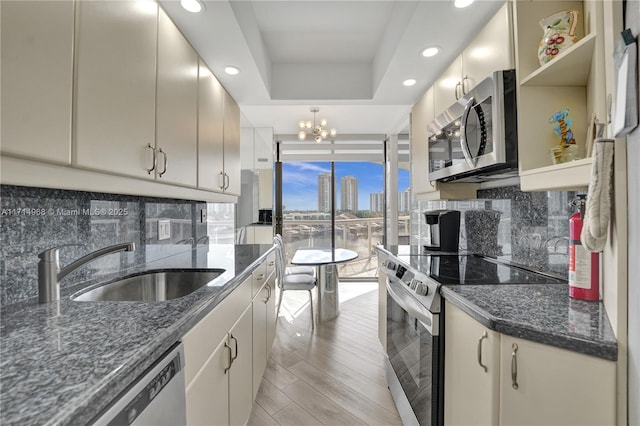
[412,185,584,278]
[0,185,235,306]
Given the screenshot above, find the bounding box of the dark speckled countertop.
[0,243,275,426]
[377,245,617,362]
[440,285,617,361]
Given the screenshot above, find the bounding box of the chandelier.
[298,107,337,143]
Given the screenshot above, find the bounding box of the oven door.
[386,277,443,426]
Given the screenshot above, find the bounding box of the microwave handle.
[460,96,477,167]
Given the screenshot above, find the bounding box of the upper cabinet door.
[433,56,463,117]
[156,10,198,187]
[197,60,225,191]
[411,87,438,195]
[74,1,158,179]
[1,1,74,164]
[462,2,514,93]
[223,90,241,195]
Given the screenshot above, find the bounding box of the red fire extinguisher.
[569,195,599,301]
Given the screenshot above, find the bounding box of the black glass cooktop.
[391,246,566,285]
[419,255,566,285]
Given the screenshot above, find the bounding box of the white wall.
[625,2,640,423]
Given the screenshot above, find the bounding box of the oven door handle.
[386,277,438,336]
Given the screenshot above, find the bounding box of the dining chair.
[273,237,317,328]
[274,234,315,276]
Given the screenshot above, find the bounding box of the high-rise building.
[318,172,331,212]
[398,188,411,213]
[370,192,384,212]
[341,175,358,212]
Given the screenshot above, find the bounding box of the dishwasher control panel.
[93,343,186,426]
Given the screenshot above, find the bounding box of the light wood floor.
[248,282,402,426]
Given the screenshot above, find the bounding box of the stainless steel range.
[383,255,443,426]
[380,245,566,425]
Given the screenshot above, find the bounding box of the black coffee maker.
[424,210,461,252]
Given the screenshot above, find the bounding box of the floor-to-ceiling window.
[276,136,409,279]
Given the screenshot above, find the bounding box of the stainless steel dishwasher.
[92,343,186,426]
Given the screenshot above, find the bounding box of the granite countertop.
[0,243,275,426]
[376,245,617,361]
[440,285,617,361]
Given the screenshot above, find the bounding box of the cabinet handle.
[264,284,271,304]
[268,261,275,267]
[511,343,519,390]
[477,331,488,372]
[158,148,168,177]
[230,333,238,363]
[455,81,463,100]
[224,173,230,190]
[219,171,225,190]
[256,273,265,281]
[224,342,232,374]
[146,144,157,175]
[461,75,470,95]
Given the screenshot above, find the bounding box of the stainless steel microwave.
[427,69,518,182]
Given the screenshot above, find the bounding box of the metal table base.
[316,264,339,322]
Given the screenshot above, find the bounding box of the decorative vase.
[537,10,579,66]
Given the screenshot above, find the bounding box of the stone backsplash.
[0,185,235,306]
[411,185,585,279]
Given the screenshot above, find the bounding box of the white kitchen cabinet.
[222,90,241,195]
[252,253,277,398]
[433,2,514,116]
[444,300,616,426]
[1,0,74,164]
[184,253,277,426]
[444,302,500,426]
[155,9,198,187]
[185,305,253,426]
[499,336,616,426]
[433,57,463,119]
[185,336,230,425]
[198,59,225,192]
[410,87,478,201]
[513,0,605,191]
[183,276,252,425]
[228,305,254,426]
[265,255,277,352]
[74,0,158,179]
[252,286,268,399]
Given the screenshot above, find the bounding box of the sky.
[282,162,410,211]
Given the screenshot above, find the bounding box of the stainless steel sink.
[71,269,225,302]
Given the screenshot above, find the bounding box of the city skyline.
[282,162,409,211]
[369,188,411,213]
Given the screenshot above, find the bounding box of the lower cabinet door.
[499,336,616,426]
[252,287,268,398]
[185,336,230,426]
[229,305,254,426]
[266,281,277,352]
[444,302,500,426]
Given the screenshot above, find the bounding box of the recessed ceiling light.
[181,0,203,13]
[421,47,440,58]
[224,66,240,76]
[403,79,417,87]
[454,0,475,8]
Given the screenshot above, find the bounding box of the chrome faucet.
[38,242,136,303]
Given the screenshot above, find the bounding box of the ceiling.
[160,0,505,136]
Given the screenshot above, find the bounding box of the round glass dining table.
[290,248,358,322]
